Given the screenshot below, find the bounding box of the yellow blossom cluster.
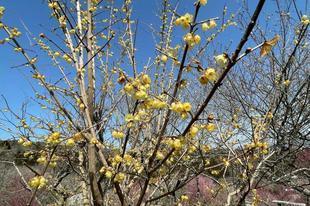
[32,73,45,81]
[18,137,32,147]
[66,138,75,147]
[29,176,47,189]
[166,138,184,151]
[183,33,201,47]
[283,79,291,87]
[0,6,5,19]
[62,54,72,64]
[201,19,217,31]
[124,110,150,128]
[199,0,208,6]
[199,68,218,84]
[171,102,192,119]
[175,13,193,29]
[201,123,216,132]
[214,54,229,68]
[46,132,61,144]
[9,28,22,38]
[188,125,199,138]
[124,74,151,100]
[48,2,59,10]
[49,155,59,168]
[75,132,84,141]
[245,141,269,155]
[112,130,125,139]
[76,98,85,110]
[160,54,168,63]
[102,167,113,178]
[301,15,309,25]
[59,16,66,28]
[143,96,167,110]
[37,153,47,165]
[114,172,126,182]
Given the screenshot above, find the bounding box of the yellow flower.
[183,33,193,43]
[215,54,228,68]
[91,138,99,144]
[123,154,133,165]
[183,33,200,47]
[223,158,230,167]
[204,68,218,81]
[211,170,219,175]
[175,13,193,29]
[47,132,61,144]
[189,126,199,138]
[48,2,58,9]
[160,54,168,63]
[29,176,47,189]
[22,141,32,147]
[206,123,216,132]
[202,145,211,153]
[105,170,113,178]
[172,139,183,150]
[156,151,165,160]
[283,79,290,86]
[147,99,167,109]
[72,133,83,141]
[124,83,134,94]
[62,54,72,63]
[171,102,191,118]
[180,194,189,201]
[141,74,151,85]
[0,6,5,19]
[114,172,126,182]
[199,74,209,85]
[194,34,201,44]
[199,0,208,5]
[37,156,47,165]
[113,154,123,163]
[18,137,26,144]
[134,90,148,100]
[202,22,209,31]
[66,138,75,147]
[208,19,217,29]
[301,15,309,25]
[112,130,125,139]
[266,112,273,119]
[182,102,192,111]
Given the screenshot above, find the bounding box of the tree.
[0,0,308,205]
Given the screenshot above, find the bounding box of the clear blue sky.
[0,0,307,139]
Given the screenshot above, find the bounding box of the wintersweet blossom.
[205,123,216,132]
[215,54,229,68]
[160,54,168,63]
[301,15,309,25]
[171,102,192,119]
[183,33,201,47]
[29,176,47,189]
[0,6,5,19]
[46,132,61,144]
[66,138,75,147]
[188,126,199,138]
[200,68,218,84]
[175,13,193,29]
[202,19,217,31]
[199,0,208,6]
[204,68,218,81]
[112,130,125,139]
[114,172,126,182]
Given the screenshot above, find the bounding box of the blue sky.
[0,0,307,138]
